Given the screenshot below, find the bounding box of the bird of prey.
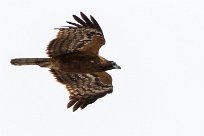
[10,12,121,111]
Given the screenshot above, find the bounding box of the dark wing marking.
[47,12,105,57]
[73,15,87,26]
[80,12,94,27]
[66,21,81,27]
[50,69,113,111]
[90,15,103,34]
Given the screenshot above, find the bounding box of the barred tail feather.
[10,58,51,67]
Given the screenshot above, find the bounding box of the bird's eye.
[111,62,116,65]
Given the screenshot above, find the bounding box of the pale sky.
[1,0,204,136]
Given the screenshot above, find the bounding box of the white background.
[1,0,204,136]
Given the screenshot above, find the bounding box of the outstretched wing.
[47,12,105,57]
[50,70,113,111]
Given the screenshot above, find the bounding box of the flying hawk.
[10,12,121,111]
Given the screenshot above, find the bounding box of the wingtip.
[80,11,84,15]
[72,108,77,112]
[72,14,77,18]
[80,12,85,18]
[67,100,76,109]
[67,102,77,112]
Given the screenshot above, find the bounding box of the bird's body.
[52,52,108,73]
[11,12,120,111]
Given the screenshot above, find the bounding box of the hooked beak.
[113,64,121,69]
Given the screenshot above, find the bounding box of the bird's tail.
[10,58,52,68]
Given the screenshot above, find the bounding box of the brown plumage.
[10,12,121,111]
